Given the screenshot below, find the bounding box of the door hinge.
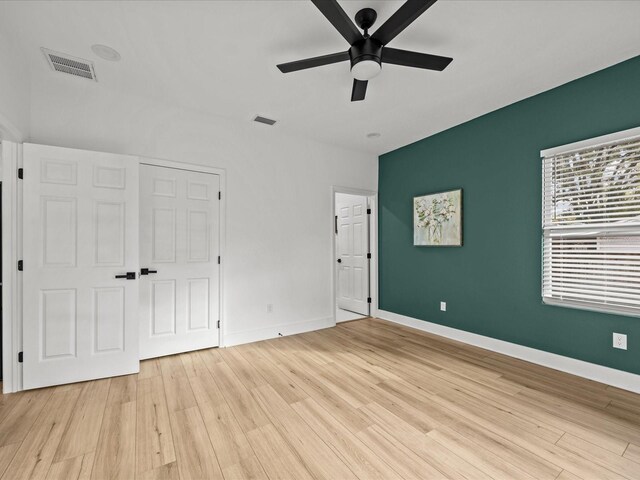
[217,320,220,329]
[367,253,371,259]
[367,297,372,304]
[17,260,23,271]
[218,191,221,200]
[366,208,371,215]
[217,256,221,264]
[18,352,23,363]
[17,168,23,179]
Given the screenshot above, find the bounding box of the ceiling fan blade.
[311,0,363,45]
[382,47,452,71]
[371,0,438,46]
[351,79,368,102]
[277,51,349,73]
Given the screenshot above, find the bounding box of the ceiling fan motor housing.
[349,37,382,79]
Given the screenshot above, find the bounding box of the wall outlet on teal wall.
[613,333,627,350]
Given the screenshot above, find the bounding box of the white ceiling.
[1,0,639,155]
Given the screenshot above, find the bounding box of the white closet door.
[22,144,139,390]
[139,164,220,359]
[336,194,369,315]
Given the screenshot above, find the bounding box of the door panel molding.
[22,143,140,390]
[139,158,225,357]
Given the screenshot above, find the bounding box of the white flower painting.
[414,189,462,246]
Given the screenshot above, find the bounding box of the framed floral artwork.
[413,189,462,246]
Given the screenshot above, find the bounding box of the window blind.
[542,135,640,315]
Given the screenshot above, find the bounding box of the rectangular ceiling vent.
[41,48,97,81]
[253,115,277,126]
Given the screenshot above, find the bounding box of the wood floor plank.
[356,424,449,480]
[0,388,53,447]
[136,376,176,473]
[258,341,372,433]
[0,390,22,426]
[2,318,640,480]
[557,433,640,479]
[137,462,180,480]
[555,470,584,480]
[189,367,227,408]
[235,344,309,404]
[251,384,358,480]
[197,397,254,470]
[428,426,539,480]
[180,351,210,378]
[46,452,94,480]
[90,401,136,480]
[607,401,640,426]
[430,392,627,480]
[0,443,20,478]
[170,406,223,480]
[623,443,640,464]
[221,455,269,480]
[106,374,137,405]
[53,379,111,462]
[160,354,198,412]
[206,361,270,433]
[363,400,560,480]
[292,398,403,480]
[220,347,267,391]
[360,402,491,480]
[245,424,314,480]
[516,387,640,449]
[139,358,162,379]
[2,386,81,480]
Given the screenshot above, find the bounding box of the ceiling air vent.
[41,48,97,81]
[253,115,277,126]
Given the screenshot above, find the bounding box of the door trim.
[332,186,378,327]
[1,141,23,393]
[139,157,227,348]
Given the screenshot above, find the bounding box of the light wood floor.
[1,318,639,480]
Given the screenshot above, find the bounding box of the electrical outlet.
[613,333,627,350]
[440,301,447,312]
[267,304,273,313]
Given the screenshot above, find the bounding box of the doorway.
[334,190,374,323]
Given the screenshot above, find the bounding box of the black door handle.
[337,259,342,263]
[140,268,158,275]
[115,272,136,280]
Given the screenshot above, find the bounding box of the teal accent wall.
[378,55,640,375]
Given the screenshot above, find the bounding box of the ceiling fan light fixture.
[276,1,453,102]
[351,58,381,81]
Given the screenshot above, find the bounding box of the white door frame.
[332,186,378,326]
[139,156,227,348]
[1,141,23,393]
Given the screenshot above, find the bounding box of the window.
[542,128,640,316]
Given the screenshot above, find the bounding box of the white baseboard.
[223,316,334,347]
[377,309,640,394]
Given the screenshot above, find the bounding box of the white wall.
[0,16,30,141]
[28,85,378,345]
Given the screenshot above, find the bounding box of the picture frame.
[413,188,463,247]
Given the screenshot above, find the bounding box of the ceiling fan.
[277,0,453,102]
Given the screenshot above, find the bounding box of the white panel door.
[139,164,220,359]
[22,144,139,390]
[336,194,369,315]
